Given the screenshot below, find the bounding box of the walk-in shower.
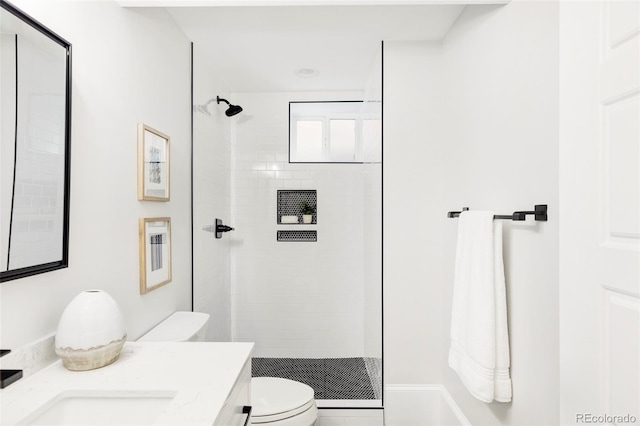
[223,87,382,408]
[191,38,383,410]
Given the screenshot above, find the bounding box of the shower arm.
[198,97,229,108]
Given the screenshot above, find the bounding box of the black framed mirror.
[0,0,71,282]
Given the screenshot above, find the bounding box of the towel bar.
[447,205,547,221]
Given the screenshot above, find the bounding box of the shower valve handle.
[217,224,234,233]
[215,219,234,239]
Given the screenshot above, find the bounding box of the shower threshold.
[252,357,382,406]
[315,399,382,408]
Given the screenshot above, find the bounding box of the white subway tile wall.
[192,72,233,340]
[231,92,382,359]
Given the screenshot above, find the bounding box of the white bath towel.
[448,211,512,403]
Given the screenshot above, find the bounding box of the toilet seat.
[251,377,317,424]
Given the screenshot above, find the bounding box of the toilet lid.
[138,311,209,342]
[251,377,315,421]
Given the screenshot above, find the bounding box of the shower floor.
[252,357,382,400]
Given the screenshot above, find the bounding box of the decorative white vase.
[55,290,127,371]
[302,214,313,224]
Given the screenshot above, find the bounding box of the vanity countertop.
[0,342,254,425]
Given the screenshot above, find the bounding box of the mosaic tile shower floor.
[252,357,382,400]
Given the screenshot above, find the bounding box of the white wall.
[383,3,561,424]
[558,5,602,422]
[230,91,382,358]
[0,0,192,349]
[192,43,233,342]
[383,41,446,385]
[439,2,559,425]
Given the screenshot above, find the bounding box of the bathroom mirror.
[0,1,71,282]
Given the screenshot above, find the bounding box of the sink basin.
[20,391,176,425]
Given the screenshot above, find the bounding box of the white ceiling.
[167,4,466,92]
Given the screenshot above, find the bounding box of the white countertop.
[0,342,254,425]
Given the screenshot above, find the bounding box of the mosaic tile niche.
[277,190,317,224]
[277,190,317,242]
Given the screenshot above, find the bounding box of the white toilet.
[251,377,318,425]
[138,311,318,426]
[138,311,210,342]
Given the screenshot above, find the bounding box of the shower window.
[290,101,380,163]
[295,120,323,161]
[329,119,357,162]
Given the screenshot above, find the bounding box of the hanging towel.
[448,211,512,403]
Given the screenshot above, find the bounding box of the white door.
[560,1,640,424]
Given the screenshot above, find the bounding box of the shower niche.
[277,190,317,225]
[277,190,317,242]
[277,230,317,242]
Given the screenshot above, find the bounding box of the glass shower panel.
[229,46,383,410]
[362,119,382,163]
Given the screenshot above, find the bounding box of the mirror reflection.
[0,1,71,282]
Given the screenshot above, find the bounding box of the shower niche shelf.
[277,190,317,225]
[277,230,317,242]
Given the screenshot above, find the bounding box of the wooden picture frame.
[138,123,170,201]
[139,217,172,294]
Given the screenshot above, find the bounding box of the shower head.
[216,96,243,117]
[225,104,243,117]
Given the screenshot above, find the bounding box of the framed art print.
[138,123,170,201]
[139,217,172,294]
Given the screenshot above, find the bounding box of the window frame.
[289,100,367,164]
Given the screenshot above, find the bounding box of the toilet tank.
[138,311,210,342]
